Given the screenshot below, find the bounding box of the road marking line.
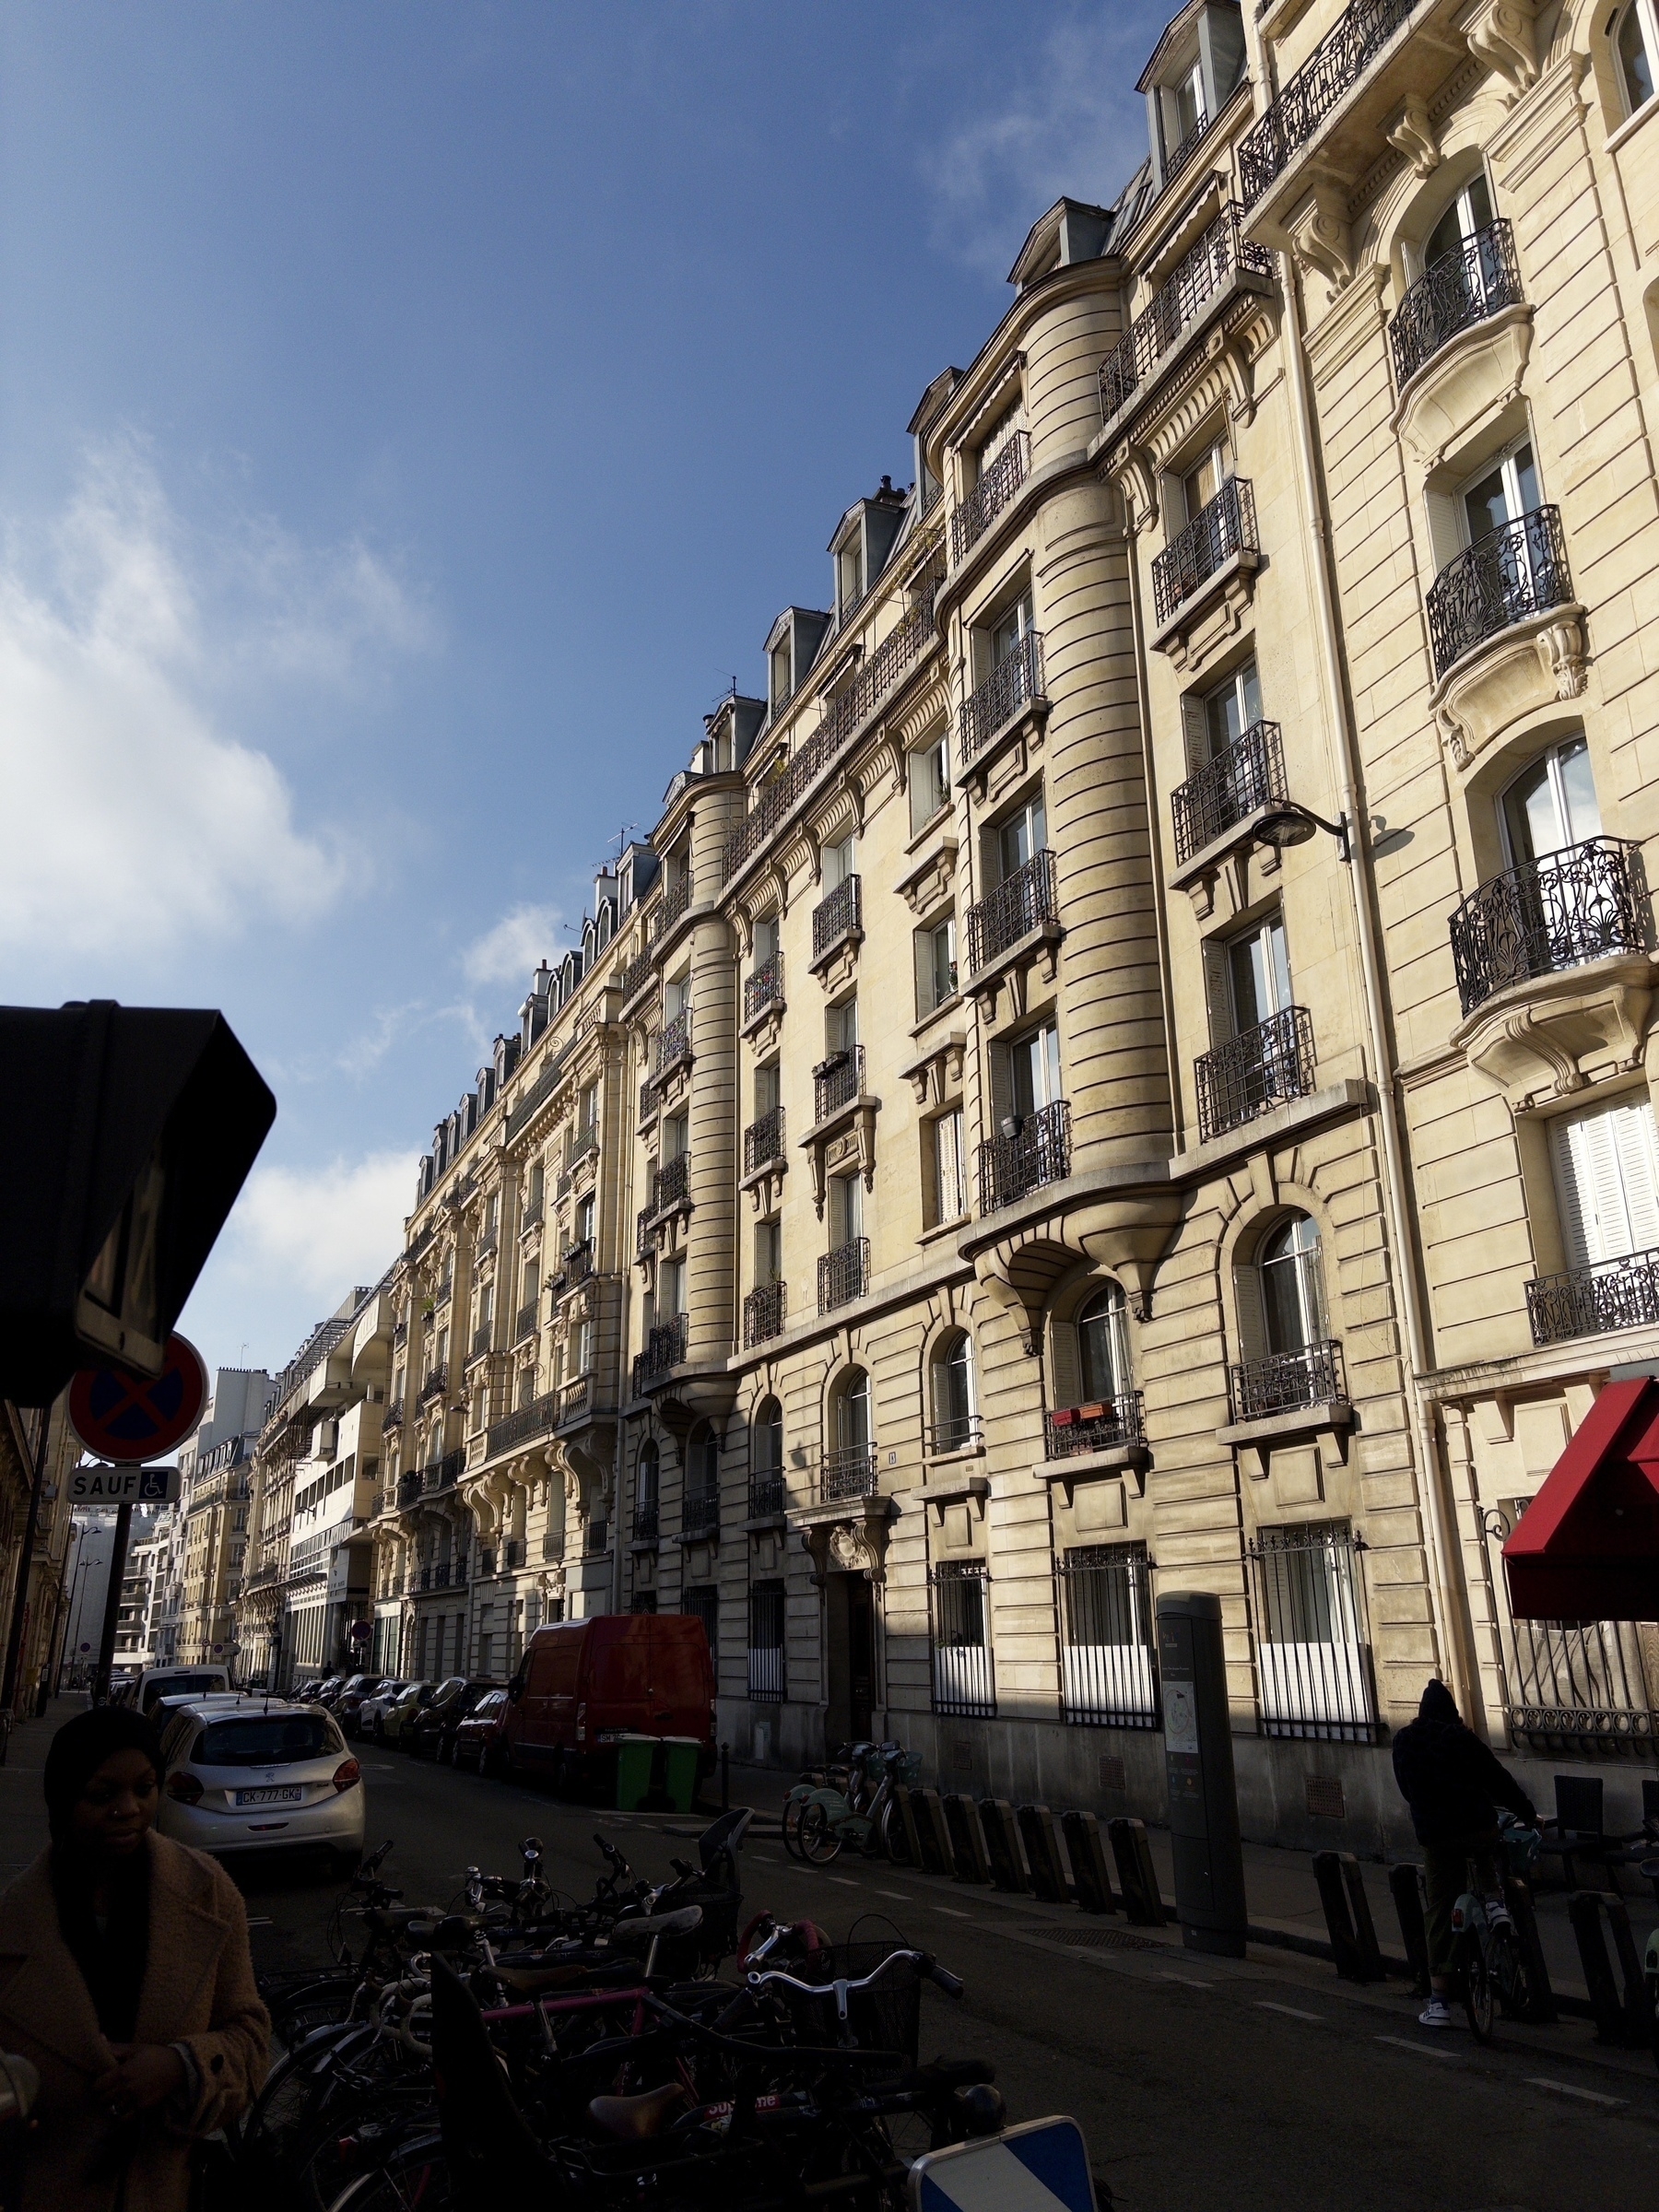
[245,1917,274,1927]
[876,1889,908,1900]
[1254,2002,1324,2021]
[1159,1974,1215,1988]
[933,1906,971,1918]
[1375,2036,1459,2060]
[1526,2077,1628,2108]
[827,1876,857,1886]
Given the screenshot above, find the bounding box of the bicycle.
[786,1745,920,1865]
[1450,1812,1540,2041]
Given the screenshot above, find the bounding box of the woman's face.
[71,1747,158,1857]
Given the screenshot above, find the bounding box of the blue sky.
[0,1,1164,1382]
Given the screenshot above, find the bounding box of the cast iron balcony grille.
[418,1366,448,1403]
[470,1325,492,1360]
[620,947,654,1004]
[812,875,863,961]
[1527,1249,1659,1346]
[818,1237,869,1314]
[653,1152,691,1215]
[683,1489,720,1539]
[819,1446,878,1503]
[1171,721,1287,865]
[744,1280,787,1347]
[1239,0,1422,206]
[1448,839,1646,1018]
[724,596,937,882]
[397,1472,422,1509]
[655,1013,691,1075]
[521,1193,544,1231]
[1195,1005,1315,1143]
[583,1519,610,1557]
[563,1241,594,1288]
[660,874,692,932]
[636,1205,655,1258]
[977,1099,1072,1213]
[749,1471,785,1518]
[1152,478,1258,624]
[513,1300,537,1342]
[951,431,1030,564]
[568,1124,598,1168]
[813,1047,864,1124]
[560,1377,590,1423]
[486,1390,558,1457]
[744,1104,785,1172]
[1230,1338,1346,1421]
[1389,220,1523,389]
[926,1413,983,1455]
[1426,506,1572,677]
[633,1502,659,1543]
[1099,203,1274,420]
[383,1398,405,1430]
[437,1448,465,1488]
[967,848,1058,972]
[631,1311,688,1395]
[744,951,783,1024]
[959,630,1046,767]
[1162,107,1211,187]
[1044,1394,1147,1458]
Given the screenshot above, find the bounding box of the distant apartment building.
[168,1369,271,1670]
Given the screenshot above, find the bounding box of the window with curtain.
[929,1331,977,1452]
[1077,1281,1132,1405]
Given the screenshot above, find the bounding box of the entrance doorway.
[824,1571,875,1750]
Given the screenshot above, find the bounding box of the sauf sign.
[67,1464,182,1508]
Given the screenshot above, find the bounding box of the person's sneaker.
[1485,1893,1514,1932]
[1418,1997,1454,2029]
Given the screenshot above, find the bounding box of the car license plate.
[235,1784,303,1807]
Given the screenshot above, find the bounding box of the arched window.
[1234,1212,1335,1418]
[1618,0,1658,114]
[1499,735,1601,865]
[750,1397,784,1515]
[635,1440,659,1534]
[827,1368,872,1493]
[929,1331,977,1453]
[1258,1214,1327,1355]
[1077,1282,1131,1406]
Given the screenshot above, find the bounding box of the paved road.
[216,1745,1659,2212]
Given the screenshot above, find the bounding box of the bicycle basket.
[772,1944,922,2079]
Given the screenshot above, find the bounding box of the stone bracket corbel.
[1465,0,1539,101]
[1288,178,1354,300]
[1386,93,1439,177]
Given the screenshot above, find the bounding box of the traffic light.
[0,1002,276,1406]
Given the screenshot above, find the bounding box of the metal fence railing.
[959,629,1045,767]
[1527,1248,1659,1347]
[1245,1521,1378,1742]
[1171,720,1287,866]
[1389,218,1523,388]
[966,847,1058,972]
[977,1099,1071,1212]
[818,1236,869,1313]
[744,951,784,1024]
[1044,1394,1146,1457]
[1230,1337,1345,1422]
[743,1279,787,1347]
[1056,1545,1159,1726]
[1152,478,1259,625]
[1449,836,1643,1018]
[813,875,863,961]
[1100,203,1273,419]
[814,1048,863,1124]
[1195,1005,1315,1143]
[929,1560,995,1717]
[950,430,1030,564]
[1240,0,1423,206]
[1427,504,1571,677]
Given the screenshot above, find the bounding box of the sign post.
[1157,1590,1248,1958]
[92,1504,132,1706]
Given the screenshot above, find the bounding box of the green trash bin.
[614,1735,658,1812]
[659,1736,701,1815]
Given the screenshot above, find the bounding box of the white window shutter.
[1612,1097,1659,1253]
[1550,1096,1659,1267]
[1203,938,1235,1043]
[1550,1112,1595,1270]
[1181,692,1211,778]
[1234,1261,1268,1363]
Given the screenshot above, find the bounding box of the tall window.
[990,588,1034,669]
[824,832,859,892]
[1193,658,1262,767]
[752,1398,783,1477]
[682,1585,718,1658]
[830,1171,864,1250]
[929,1330,977,1452]
[748,1581,785,1700]
[929,1561,994,1717]
[1077,1281,1131,1405]
[978,399,1025,479]
[1257,1213,1328,1359]
[1618,0,1658,112]
[1549,1094,1659,1274]
[916,916,958,1016]
[933,1109,966,1225]
[1161,56,1205,159]
[833,1368,871,1457]
[659,1256,686,1318]
[1007,1019,1063,1118]
[1461,440,1540,545]
[997,794,1047,882]
[837,532,865,616]
[1247,1521,1374,1740]
[770,642,792,713]
[827,995,858,1056]
[755,1218,782,1287]
[910,733,951,833]
[1214,910,1293,1040]
[1179,431,1231,525]
[1500,736,1601,865]
[1423,171,1494,270]
[636,1440,659,1529]
[1058,1543,1157,1726]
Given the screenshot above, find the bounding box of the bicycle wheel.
[782,1794,808,1861]
[877,1794,911,1866]
[1461,1944,1495,2043]
[324,2134,452,2212]
[1494,1929,1533,2022]
[798,1801,844,1865]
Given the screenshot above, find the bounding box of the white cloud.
[0,441,430,963]
[219,1149,418,1309]
[463,901,561,988]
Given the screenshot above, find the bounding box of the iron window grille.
[683,1489,720,1539]
[655,1013,692,1075]
[521,1193,544,1231]
[583,1519,610,1557]
[1448,837,1645,1018]
[1239,0,1423,206]
[1480,1510,1658,1754]
[744,1280,787,1348]
[1044,1395,1146,1457]
[1527,1249,1659,1347]
[631,1311,688,1396]
[1171,720,1287,865]
[563,1241,594,1288]
[967,848,1058,972]
[818,1446,877,1504]
[620,947,654,1004]
[745,1104,785,1172]
[632,1503,659,1542]
[485,1391,559,1457]
[950,430,1030,564]
[929,1560,995,1717]
[1195,1005,1315,1144]
[745,951,784,1024]
[683,1585,719,1659]
[636,1205,656,1258]
[513,1300,537,1342]
[1100,203,1273,420]
[653,1152,691,1215]
[1389,219,1523,389]
[818,1236,869,1313]
[748,1472,786,1519]
[660,874,692,931]
[418,1365,449,1400]
[1152,478,1259,624]
[1245,1521,1378,1742]
[812,875,863,961]
[1057,1544,1159,1727]
[503,1538,525,1569]
[748,1582,785,1701]
[959,629,1046,767]
[926,1414,983,1455]
[1230,1337,1345,1422]
[470,1325,491,1359]
[1426,505,1571,677]
[977,1099,1071,1213]
[813,1047,864,1124]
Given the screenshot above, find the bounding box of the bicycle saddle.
[608,1906,703,1944]
[588,2083,688,2141]
[486,1961,601,1997]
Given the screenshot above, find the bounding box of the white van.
[124,1664,231,1716]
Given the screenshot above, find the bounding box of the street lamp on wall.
[1255,805,1352,863]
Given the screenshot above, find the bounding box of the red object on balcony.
[1502,1377,1659,1620]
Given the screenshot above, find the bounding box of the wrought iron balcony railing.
[1195,1006,1315,1143]
[977,1099,1071,1213]
[1152,478,1258,625]
[818,1237,869,1313]
[966,847,1057,972]
[744,951,784,1024]
[637,1205,655,1257]
[1239,0,1422,206]
[950,430,1030,564]
[1527,1250,1659,1346]
[1162,106,1211,187]
[1426,506,1572,677]
[744,1279,787,1347]
[819,1447,878,1503]
[959,629,1045,767]
[392,1318,407,1348]
[812,875,863,961]
[1171,720,1287,865]
[745,1104,785,1173]
[521,1193,544,1232]
[653,1152,690,1215]
[633,1503,660,1543]
[1230,1338,1346,1421]
[620,947,654,1004]
[749,1472,786,1518]
[583,1519,610,1557]
[660,874,692,931]
[926,1414,983,1456]
[655,1013,691,1076]
[631,1311,688,1395]
[477,1225,498,1259]
[470,1325,492,1360]
[564,1240,594,1288]
[1389,219,1523,389]
[683,1489,720,1539]
[383,1398,404,1430]
[813,1046,864,1124]
[513,1300,538,1342]
[397,1472,422,1509]
[486,1390,558,1457]
[567,1124,598,1169]
[1449,838,1647,1018]
[1100,203,1273,420]
[1044,1394,1147,1457]
[418,1366,448,1402]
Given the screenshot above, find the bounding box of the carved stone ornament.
[1451,955,1658,1111]
[810,935,862,995]
[894,836,959,917]
[1288,179,1354,300]
[742,1003,785,1058]
[1465,0,1539,101]
[1392,304,1532,471]
[1386,93,1439,178]
[798,1497,895,1586]
[1430,603,1588,769]
[900,1030,967,1108]
[805,1098,878,1216]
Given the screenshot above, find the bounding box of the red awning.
[1501,1376,1659,1620]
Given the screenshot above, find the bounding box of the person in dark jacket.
[1392,1678,1536,2028]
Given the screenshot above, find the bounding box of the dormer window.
[771,642,792,711]
[1139,2,1246,191]
[837,538,865,618]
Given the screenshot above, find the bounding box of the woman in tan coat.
[0,1707,268,2212]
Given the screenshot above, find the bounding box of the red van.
[500,1614,715,1784]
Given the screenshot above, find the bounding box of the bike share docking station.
[1158,1592,1249,1958]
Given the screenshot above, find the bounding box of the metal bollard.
[1388,1863,1431,1998]
[1016,1805,1071,1904]
[909,1787,952,1877]
[1568,1889,1650,2046]
[1311,1851,1386,1983]
[1107,1816,1166,1925]
[1506,1877,1557,2025]
[942,1793,991,1884]
[977,1797,1029,1893]
[1062,1810,1119,1915]
[892,1782,924,1870]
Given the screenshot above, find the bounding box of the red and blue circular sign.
[68,1335,208,1464]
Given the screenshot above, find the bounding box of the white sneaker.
[1418,1997,1454,2029]
[1485,1893,1513,1933]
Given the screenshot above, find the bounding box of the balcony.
[744,1104,785,1174]
[477,1226,498,1260]
[513,1300,538,1343]
[1528,1251,1659,1346]
[1100,204,1274,424]
[583,1519,611,1557]
[417,1366,448,1403]
[812,875,863,963]
[966,848,1057,974]
[959,630,1046,770]
[682,1490,720,1540]
[660,874,692,933]
[470,1325,492,1360]
[382,1398,405,1431]
[1426,507,1571,680]
[749,1473,785,1519]
[1171,720,1287,869]
[567,1124,599,1171]
[392,1318,408,1349]
[485,1390,559,1457]
[397,1472,422,1509]
[1194,1006,1315,1144]
[950,431,1030,565]
[521,1192,544,1232]
[1045,1396,1146,1458]
[632,1311,688,1395]
[819,1447,878,1504]
[633,1502,660,1543]
[1229,1339,1346,1423]
[504,1536,526,1569]
[1389,220,1523,391]
[653,1151,691,1217]
[1450,839,1648,1020]
[977,1099,1072,1214]
[636,1205,656,1258]
[813,1046,863,1125]
[818,1237,869,1314]
[654,1012,692,1078]
[926,1414,983,1456]
[559,1377,591,1425]
[1152,478,1258,627]
[564,1240,594,1288]
[744,951,784,1025]
[1239,0,1421,207]
[744,1280,787,1348]
[620,947,654,1005]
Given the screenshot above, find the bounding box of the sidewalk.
[0,1694,81,1883]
